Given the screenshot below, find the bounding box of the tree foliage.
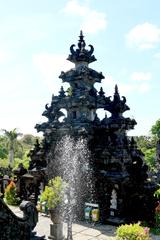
[0,129,41,170]
[1,128,22,165]
[135,118,160,171]
[151,119,160,139]
[135,135,156,170]
[0,136,8,159]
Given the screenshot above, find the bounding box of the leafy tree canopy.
[135,118,160,171]
[0,129,42,170]
[151,119,160,139]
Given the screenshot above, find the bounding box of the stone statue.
[20,200,38,232]
[0,198,38,239]
[110,189,117,210]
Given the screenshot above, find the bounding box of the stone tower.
[29,32,157,224]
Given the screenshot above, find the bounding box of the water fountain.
[48,135,94,239]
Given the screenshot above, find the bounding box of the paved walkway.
[10,206,160,240]
[35,214,116,240]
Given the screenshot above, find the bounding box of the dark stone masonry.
[29,31,157,224]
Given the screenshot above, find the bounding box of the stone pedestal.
[48,223,64,240]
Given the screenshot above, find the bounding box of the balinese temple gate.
[29,32,156,224]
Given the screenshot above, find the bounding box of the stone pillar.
[48,223,64,240]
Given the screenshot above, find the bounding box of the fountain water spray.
[48,135,94,239]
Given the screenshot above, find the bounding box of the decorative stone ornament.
[0,199,38,239]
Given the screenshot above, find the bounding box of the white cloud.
[154,52,160,59]
[0,50,12,64]
[126,22,160,49]
[119,83,137,95]
[130,72,152,81]
[129,72,151,93]
[63,0,107,34]
[99,73,151,97]
[0,14,49,50]
[138,82,150,93]
[63,0,87,16]
[99,75,137,96]
[95,75,115,95]
[117,81,150,94]
[32,53,74,94]
[0,64,30,98]
[82,10,107,34]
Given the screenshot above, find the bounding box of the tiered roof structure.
[29,32,156,223]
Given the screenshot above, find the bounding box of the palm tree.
[2,128,23,166]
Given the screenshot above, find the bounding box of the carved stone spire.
[59,86,66,97]
[78,30,86,51]
[113,84,120,102]
[105,84,130,118]
[67,31,97,64]
[99,87,105,97]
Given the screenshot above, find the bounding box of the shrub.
[4,181,20,205]
[116,222,151,240]
[40,176,65,209]
[154,187,160,200]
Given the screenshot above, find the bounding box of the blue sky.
[0,0,160,136]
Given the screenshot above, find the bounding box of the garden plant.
[4,181,20,206]
[116,222,151,240]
